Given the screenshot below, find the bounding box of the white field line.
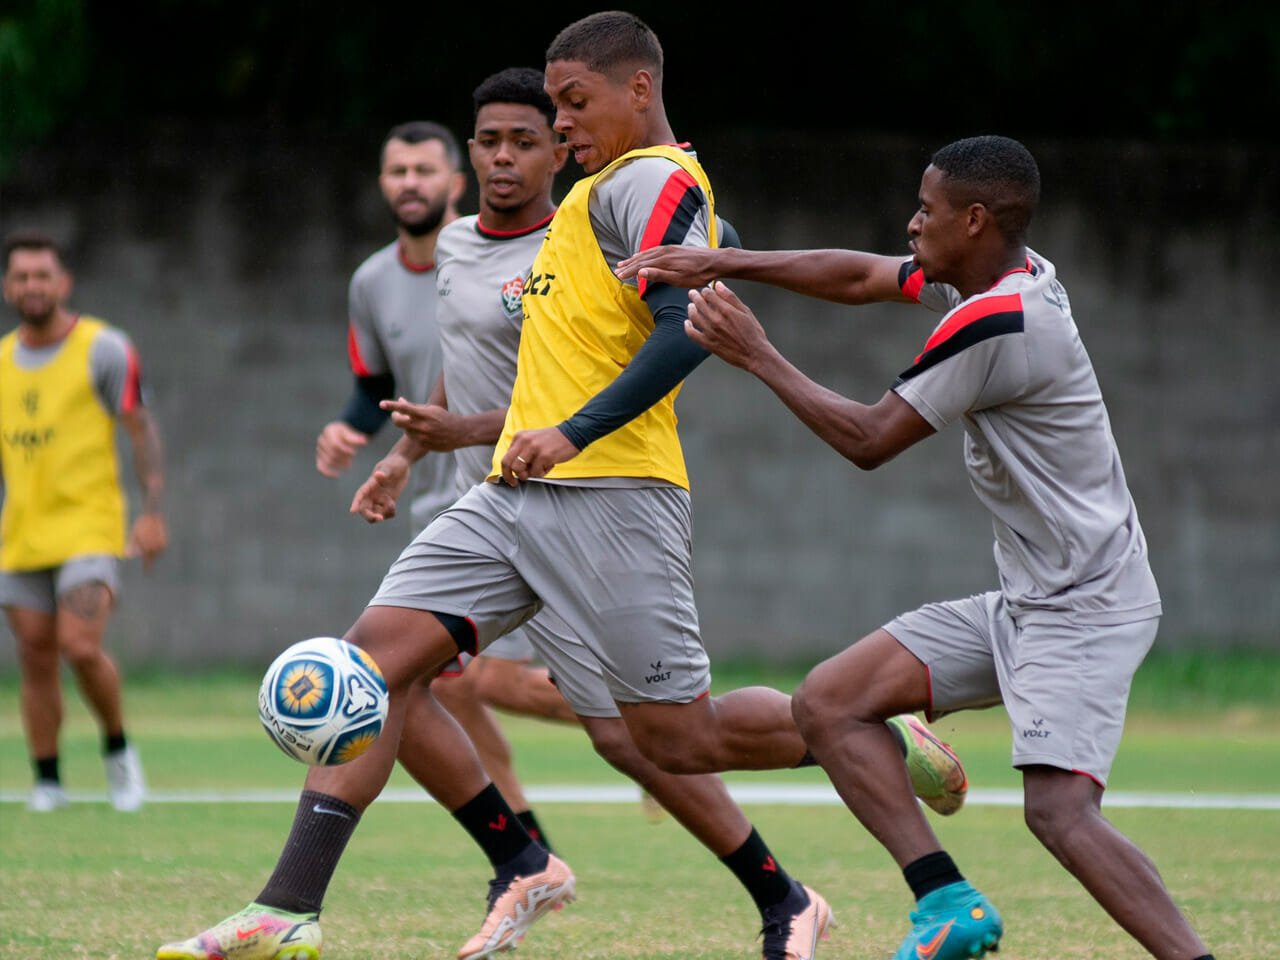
[3,784,1278,810]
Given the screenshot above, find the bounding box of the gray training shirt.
[346,241,456,531]
[892,249,1161,626]
[433,213,552,496]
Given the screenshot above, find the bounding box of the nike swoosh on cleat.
[236,925,267,939]
[916,919,955,960]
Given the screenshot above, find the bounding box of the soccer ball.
[258,636,389,766]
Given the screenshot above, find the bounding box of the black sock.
[903,850,964,901]
[720,827,795,913]
[34,755,59,783]
[104,732,128,755]
[451,783,539,870]
[516,809,554,854]
[256,790,361,915]
[1192,955,1215,960]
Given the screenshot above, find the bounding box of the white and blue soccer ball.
[258,636,389,766]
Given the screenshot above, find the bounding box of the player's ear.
[629,68,655,110]
[966,203,990,238]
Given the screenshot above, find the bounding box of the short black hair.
[380,121,462,170]
[3,232,65,272]
[473,67,556,130]
[545,10,663,82]
[931,135,1041,243]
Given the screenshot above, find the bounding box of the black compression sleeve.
[338,373,395,435]
[557,291,707,450]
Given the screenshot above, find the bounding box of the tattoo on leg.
[59,584,110,621]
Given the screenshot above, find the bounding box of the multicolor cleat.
[456,852,576,959]
[892,881,1002,960]
[888,714,968,816]
[760,880,834,960]
[155,903,321,960]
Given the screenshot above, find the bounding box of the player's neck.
[19,308,76,347]
[479,199,557,236]
[960,248,1029,299]
[396,209,459,268]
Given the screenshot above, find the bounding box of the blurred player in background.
[1,233,167,813]
[618,134,1214,960]
[313,119,562,849]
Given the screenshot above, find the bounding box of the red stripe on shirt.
[915,292,1023,363]
[902,266,926,302]
[347,323,372,377]
[397,243,434,273]
[636,168,699,299]
[121,345,142,413]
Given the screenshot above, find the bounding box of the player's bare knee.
[792,664,853,737]
[1023,786,1091,849]
[583,719,644,774]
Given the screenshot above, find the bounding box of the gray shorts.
[371,480,709,714]
[884,590,1157,787]
[0,556,121,615]
[437,611,620,718]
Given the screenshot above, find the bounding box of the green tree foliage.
[1,0,1276,180]
[0,0,89,177]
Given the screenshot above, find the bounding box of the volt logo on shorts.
[1021,717,1052,739]
[645,661,672,684]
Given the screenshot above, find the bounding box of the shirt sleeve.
[557,156,715,449]
[590,154,714,301]
[891,292,1030,429]
[90,327,146,415]
[347,270,389,378]
[897,259,963,314]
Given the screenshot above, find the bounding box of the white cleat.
[105,744,147,812]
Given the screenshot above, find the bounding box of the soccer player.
[616,134,1215,960]
[358,63,946,960]
[313,118,563,850]
[1,233,167,813]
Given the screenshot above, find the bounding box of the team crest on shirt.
[500,275,525,318]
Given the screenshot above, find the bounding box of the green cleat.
[888,714,968,815]
[156,903,321,960]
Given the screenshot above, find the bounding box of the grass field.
[1,651,1278,959]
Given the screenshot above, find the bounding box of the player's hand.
[500,426,581,486]
[351,453,411,523]
[316,420,368,477]
[684,281,772,371]
[126,512,168,570]
[614,245,721,288]
[382,398,465,451]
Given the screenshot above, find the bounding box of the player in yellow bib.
[1,233,167,812]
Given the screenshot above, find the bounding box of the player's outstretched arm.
[350,442,413,523]
[686,281,934,469]
[617,246,911,306]
[382,397,506,454]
